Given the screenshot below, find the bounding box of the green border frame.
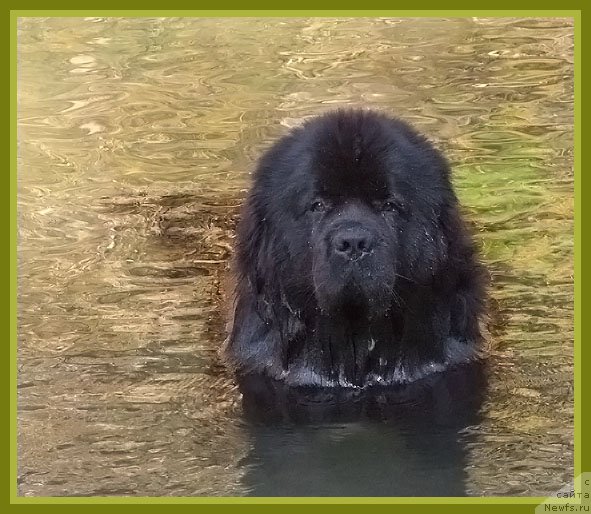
[7,4,584,512]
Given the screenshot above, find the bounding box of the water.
[17,17,574,497]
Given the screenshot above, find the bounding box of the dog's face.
[261,111,454,318]
[309,210,401,316]
[305,157,401,317]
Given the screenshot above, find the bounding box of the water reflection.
[238,363,487,496]
[17,17,573,496]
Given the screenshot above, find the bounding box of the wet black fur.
[224,109,487,387]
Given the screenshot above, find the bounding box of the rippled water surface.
[17,17,574,497]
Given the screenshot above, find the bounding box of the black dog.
[224,109,487,387]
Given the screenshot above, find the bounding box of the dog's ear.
[223,195,287,376]
[234,196,277,315]
[427,202,488,347]
[441,205,489,347]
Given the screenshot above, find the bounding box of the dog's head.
[238,110,457,319]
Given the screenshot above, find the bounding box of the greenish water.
[17,17,574,497]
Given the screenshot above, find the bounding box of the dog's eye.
[310,200,326,212]
[379,199,408,216]
[381,201,399,212]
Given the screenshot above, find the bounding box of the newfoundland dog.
[224,109,487,387]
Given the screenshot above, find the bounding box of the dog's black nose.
[332,228,375,260]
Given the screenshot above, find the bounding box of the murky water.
[17,17,574,497]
